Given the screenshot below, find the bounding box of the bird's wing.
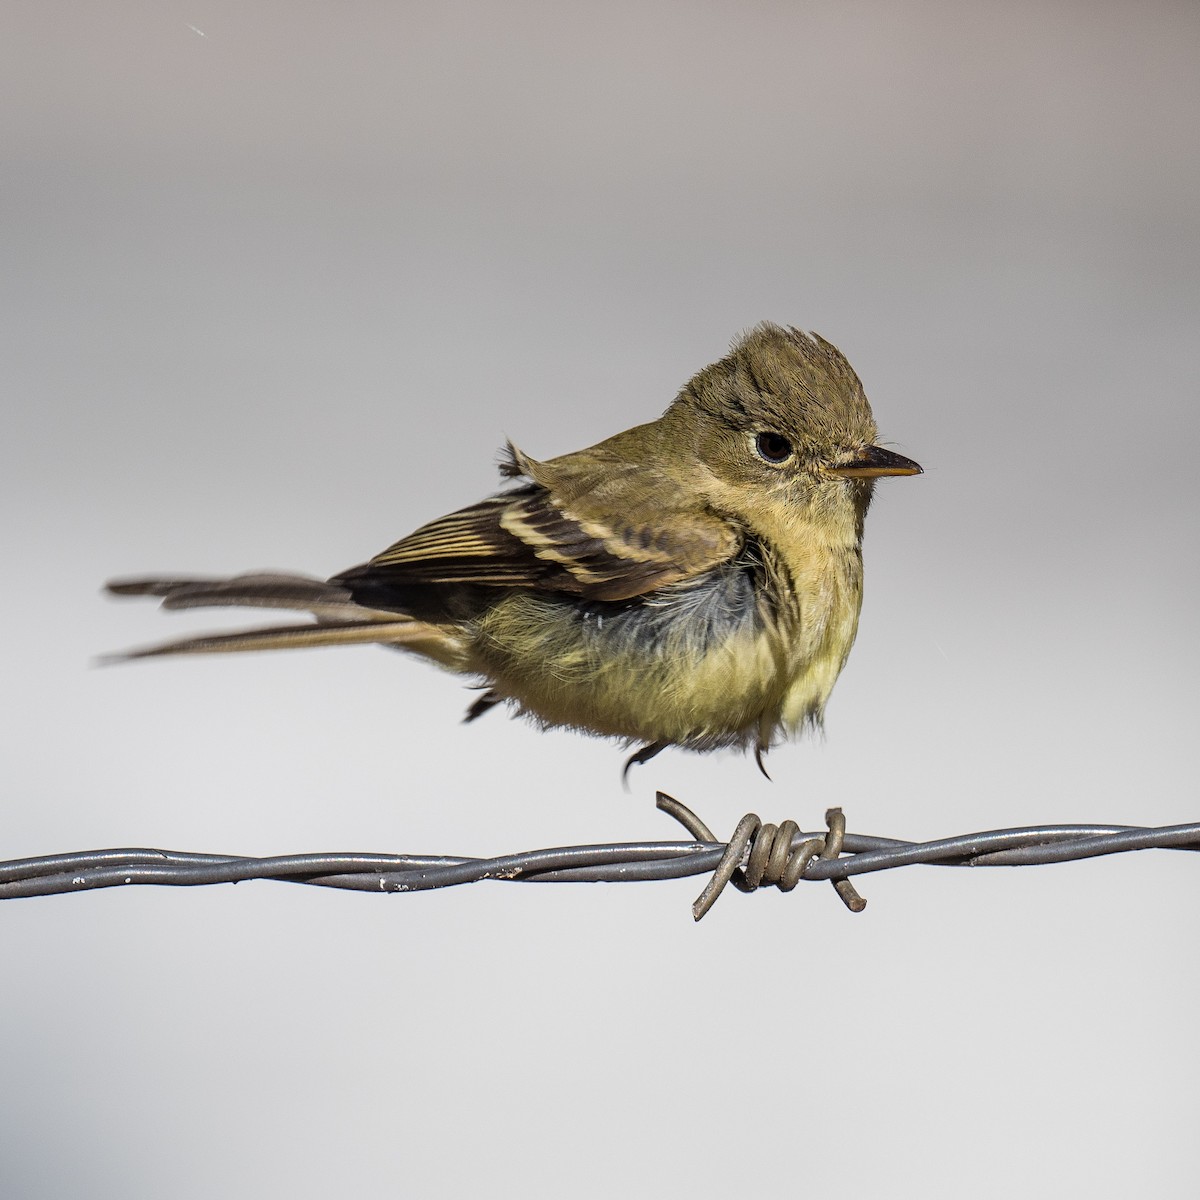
[357,445,740,602]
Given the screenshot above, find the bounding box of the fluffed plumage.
[107,324,920,768]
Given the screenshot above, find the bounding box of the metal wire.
[2,793,1196,921]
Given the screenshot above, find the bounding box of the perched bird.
[107,323,921,775]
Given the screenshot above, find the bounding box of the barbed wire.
[2,794,1196,920]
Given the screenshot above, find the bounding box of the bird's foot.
[622,740,667,788]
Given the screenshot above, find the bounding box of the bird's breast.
[467,527,864,751]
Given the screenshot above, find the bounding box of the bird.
[106,323,921,776]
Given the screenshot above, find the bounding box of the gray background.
[3,2,1197,1195]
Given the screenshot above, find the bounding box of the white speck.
[186,23,206,37]
[72,876,84,885]
[125,876,132,884]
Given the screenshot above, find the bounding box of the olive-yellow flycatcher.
[108,323,921,772]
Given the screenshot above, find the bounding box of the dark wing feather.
[352,446,739,602]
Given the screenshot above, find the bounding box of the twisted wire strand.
[1,796,1196,918]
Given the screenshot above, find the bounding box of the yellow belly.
[466,539,863,751]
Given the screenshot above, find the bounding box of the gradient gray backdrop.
[3,3,1198,1196]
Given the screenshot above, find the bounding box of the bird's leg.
[622,740,667,786]
[754,743,772,780]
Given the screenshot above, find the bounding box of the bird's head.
[668,323,921,530]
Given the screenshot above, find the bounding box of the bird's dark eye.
[755,432,793,464]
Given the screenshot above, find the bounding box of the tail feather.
[105,572,396,620]
[107,576,224,597]
[104,617,437,662]
[104,571,468,667]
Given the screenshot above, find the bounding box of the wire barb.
[656,795,866,920]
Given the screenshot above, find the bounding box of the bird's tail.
[103,572,466,665]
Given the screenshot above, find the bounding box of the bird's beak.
[830,446,923,479]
